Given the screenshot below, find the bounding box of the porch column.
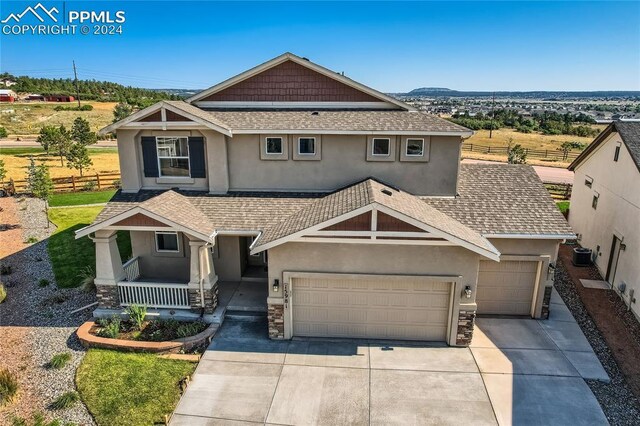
[91,229,125,309]
[187,240,218,314]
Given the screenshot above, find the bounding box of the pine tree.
[28,162,54,228]
[113,103,133,123]
[66,143,93,177]
[71,117,97,146]
[0,159,6,182]
[52,125,72,166]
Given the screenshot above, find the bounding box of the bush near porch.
[48,206,131,288]
[76,349,196,426]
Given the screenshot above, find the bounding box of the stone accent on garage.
[268,302,285,339]
[188,284,218,314]
[541,285,553,320]
[96,284,119,309]
[456,309,476,346]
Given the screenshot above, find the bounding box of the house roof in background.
[568,121,640,173]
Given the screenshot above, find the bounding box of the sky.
[0,1,639,92]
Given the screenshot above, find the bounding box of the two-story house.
[76,53,573,346]
[568,121,640,319]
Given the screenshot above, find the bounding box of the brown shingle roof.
[204,110,470,133]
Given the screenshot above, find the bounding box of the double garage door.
[476,260,540,316]
[291,276,453,342]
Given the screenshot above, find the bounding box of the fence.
[6,172,120,194]
[544,182,572,200]
[462,143,581,162]
[117,281,191,309]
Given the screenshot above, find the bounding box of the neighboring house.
[568,122,640,318]
[76,53,573,346]
[0,89,16,102]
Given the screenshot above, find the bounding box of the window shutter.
[141,137,159,177]
[188,137,206,178]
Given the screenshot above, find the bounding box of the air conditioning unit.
[572,247,592,267]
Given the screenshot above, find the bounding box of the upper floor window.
[157,137,189,177]
[584,176,593,188]
[298,137,316,155]
[372,138,391,156]
[406,138,424,156]
[266,137,283,155]
[155,231,179,252]
[592,192,599,210]
[614,143,621,162]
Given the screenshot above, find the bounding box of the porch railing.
[117,281,190,309]
[122,256,141,282]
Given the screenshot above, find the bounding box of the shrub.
[98,316,121,338]
[111,179,121,189]
[0,127,8,138]
[83,180,97,192]
[48,353,72,370]
[79,266,95,292]
[50,391,79,410]
[0,283,6,304]
[25,236,39,244]
[176,321,207,339]
[11,412,67,426]
[0,264,12,275]
[507,143,527,164]
[38,279,50,288]
[0,368,19,406]
[126,304,147,330]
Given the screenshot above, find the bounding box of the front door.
[605,235,622,284]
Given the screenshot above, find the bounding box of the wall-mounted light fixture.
[464,285,472,299]
[547,262,556,278]
[273,279,280,293]
[620,243,627,251]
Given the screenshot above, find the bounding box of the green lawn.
[76,349,196,426]
[49,190,116,207]
[48,206,131,288]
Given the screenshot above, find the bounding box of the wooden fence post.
[71,175,76,192]
[96,173,101,190]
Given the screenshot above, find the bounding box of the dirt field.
[0,101,116,135]
[2,147,120,181]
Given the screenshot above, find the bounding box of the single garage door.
[291,276,453,341]
[476,260,540,315]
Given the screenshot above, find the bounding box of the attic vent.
[302,57,310,61]
[381,189,393,196]
[311,111,319,116]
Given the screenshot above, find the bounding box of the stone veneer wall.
[456,309,476,346]
[188,286,218,314]
[96,285,119,309]
[268,303,285,339]
[541,285,553,320]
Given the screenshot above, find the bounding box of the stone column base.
[96,284,119,309]
[188,283,219,314]
[268,303,285,339]
[456,309,476,346]
[541,285,553,320]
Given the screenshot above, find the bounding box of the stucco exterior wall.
[267,242,482,345]
[130,231,190,282]
[226,134,461,195]
[569,132,640,316]
[213,235,244,281]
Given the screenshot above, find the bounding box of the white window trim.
[265,136,284,155]
[156,136,191,178]
[584,175,593,188]
[372,138,391,156]
[298,137,316,155]
[155,231,180,253]
[405,138,425,157]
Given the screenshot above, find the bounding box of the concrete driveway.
[171,289,608,425]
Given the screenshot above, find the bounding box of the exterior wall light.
[273,279,280,293]
[464,285,472,299]
[548,262,556,279]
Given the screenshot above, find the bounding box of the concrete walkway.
[171,288,608,425]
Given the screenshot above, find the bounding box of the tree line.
[449,109,600,137]
[36,117,97,176]
[0,73,180,108]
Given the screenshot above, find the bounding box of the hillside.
[404,87,640,99]
[0,73,180,107]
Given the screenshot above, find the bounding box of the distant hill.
[403,88,640,99]
[0,72,181,107]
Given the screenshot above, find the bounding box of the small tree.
[507,140,527,164]
[27,161,54,227]
[113,103,133,123]
[53,125,72,166]
[0,159,6,183]
[71,117,97,146]
[36,125,58,154]
[0,126,8,138]
[66,142,93,177]
[558,141,587,161]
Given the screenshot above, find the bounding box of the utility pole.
[72,60,81,108]
[489,91,495,139]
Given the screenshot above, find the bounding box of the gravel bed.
[554,260,640,425]
[1,196,96,425]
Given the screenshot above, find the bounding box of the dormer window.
[372,138,391,156]
[406,139,424,156]
[266,137,283,155]
[298,137,316,155]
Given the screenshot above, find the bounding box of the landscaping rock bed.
[554,257,640,424]
[0,197,96,425]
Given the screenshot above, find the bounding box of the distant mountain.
[151,88,203,98]
[401,88,640,99]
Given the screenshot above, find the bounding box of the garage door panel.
[292,276,452,341]
[477,260,538,316]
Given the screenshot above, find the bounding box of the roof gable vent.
[311,111,319,116]
[381,189,393,196]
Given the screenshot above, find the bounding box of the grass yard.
[557,201,570,215]
[48,206,130,288]
[49,190,116,207]
[0,147,120,181]
[76,349,196,426]
[0,101,116,135]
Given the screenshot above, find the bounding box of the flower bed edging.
[77,320,218,354]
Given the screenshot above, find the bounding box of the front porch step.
[240,276,268,283]
[224,309,267,320]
